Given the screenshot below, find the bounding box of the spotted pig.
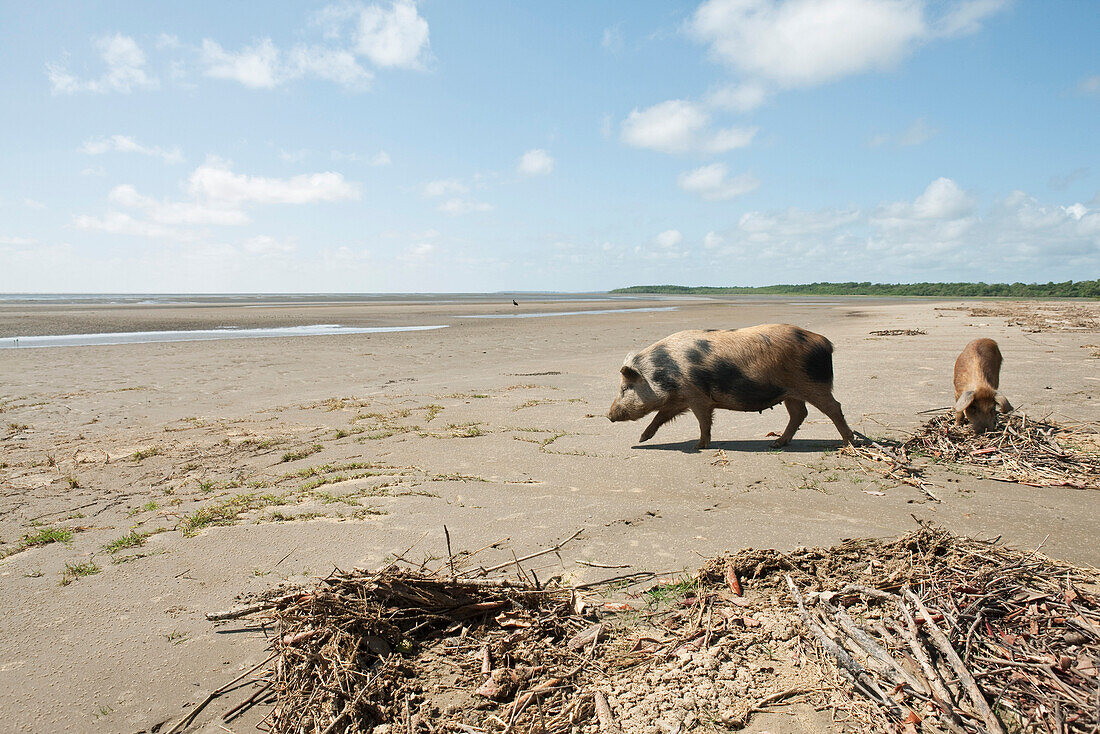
[607,324,855,450]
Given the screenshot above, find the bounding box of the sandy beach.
[1,295,1097,733]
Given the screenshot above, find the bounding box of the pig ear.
[954,390,975,413]
[995,393,1013,413]
[620,364,641,381]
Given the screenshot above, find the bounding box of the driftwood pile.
[194,526,1100,733]
[697,526,1100,733]
[870,329,928,336]
[843,413,1100,498]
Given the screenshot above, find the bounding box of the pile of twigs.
[870,329,928,336]
[701,526,1100,733]
[197,530,605,734]
[904,413,1100,490]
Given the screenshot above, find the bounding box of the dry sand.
[0,295,1097,733]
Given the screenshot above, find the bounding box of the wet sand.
[0,295,1097,732]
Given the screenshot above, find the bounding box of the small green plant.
[422,404,444,422]
[281,444,323,463]
[131,446,160,461]
[166,630,189,644]
[103,530,149,553]
[19,526,73,549]
[64,475,80,489]
[60,561,101,586]
[142,500,158,512]
[333,429,349,439]
[179,494,278,536]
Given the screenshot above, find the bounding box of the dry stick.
[832,606,928,694]
[785,575,903,718]
[206,592,304,621]
[897,599,968,734]
[747,687,810,715]
[470,529,583,577]
[318,661,391,734]
[593,691,622,734]
[165,652,278,734]
[905,589,1007,734]
[444,524,455,576]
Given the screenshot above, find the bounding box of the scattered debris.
[869,329,927,336]
[936,302,1100,333]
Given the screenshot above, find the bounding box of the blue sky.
[0,0,1097,292]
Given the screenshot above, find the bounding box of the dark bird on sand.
[513,299,519,306]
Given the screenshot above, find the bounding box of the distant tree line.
[610,280,1100,299]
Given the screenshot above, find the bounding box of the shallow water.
[455,306,679,319]
[0,324,448,349]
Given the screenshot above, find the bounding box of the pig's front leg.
[691,405,713,450]
[639,407,681,442]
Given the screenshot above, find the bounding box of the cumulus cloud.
[81,135,185,164]
[200,39,281,88]
[699,178,1098,282]
[621,100,757,154]
[678,163,759,200]
[187,158,360,205]
[517,149,554,176]
[687,0,1007,90]
[355,0,431,68]
[655,229,684,247]
[74,160,361,240]
[48,34,158,94]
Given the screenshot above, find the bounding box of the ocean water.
[0,324,448,349]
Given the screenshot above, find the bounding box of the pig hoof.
[695,440,709,450]
[770,438,790,449]
[639,432,653,442]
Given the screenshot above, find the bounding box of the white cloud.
[23,199,47,210]
[1049,167,1089,191]
[369,151,391,166]
[200,38,372,90]
[355,0,431,69]
[656,229,683,247]
[688,0,1006,90]
[81,135,185,164]
[517,149,555,176]
[705,82,769,112]
[423,179,468,197]
[621,100,757,154]
[200,39,281,88]
[936,0,1008,37]
[48,34,158,94]
[187,158,360,204]
[74,211,193,240]
[242,235,296,255]
[288,45,373,88]
[878,177,974,221]
[401,242,436,261]
[156,33,182,50]
[703,231,724,248]
[438,198,492,216]
[330,149,391,165]
[109,184,249,226]
[1080,75,1100,95]
[677,163,760,200]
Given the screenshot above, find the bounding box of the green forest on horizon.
[610,280,1100,299]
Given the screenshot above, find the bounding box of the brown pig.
[607,324,854,450]
[953,338,1013,434]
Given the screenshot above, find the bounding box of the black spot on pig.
[648,345,682,393]
[691,359,784,411]
[695,339,713,353]
[804,343,833,383]
[793,329,808,344]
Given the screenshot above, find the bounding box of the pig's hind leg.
[807,393,855,445]
[772,398,808,448]
[639,407,684,443]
